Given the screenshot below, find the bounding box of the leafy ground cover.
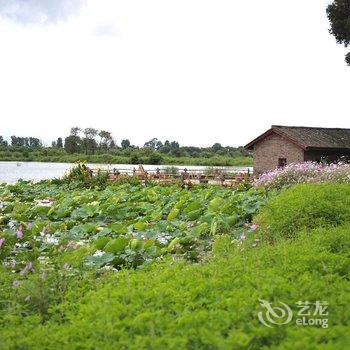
[0,176,349,349]
[0,178,267,274]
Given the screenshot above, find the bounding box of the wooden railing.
[90,165,251,187]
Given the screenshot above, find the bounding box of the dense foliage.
[327,0,350,65]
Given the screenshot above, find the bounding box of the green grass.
[1,225,349,349]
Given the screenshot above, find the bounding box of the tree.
[170,141,179,149]
[83,128,98,154]
[64,135,81,154]
[155,140,163,150]
[56,137,63,148]
[0,136,8,146]
[160,140,171,154]
[169,141,181,157]
[11,136,23,147]
[121,139,131,149]
[98,130,112,150]
[144,138,160,150]
[10,136,41,148]
[83,128,98,139]
[183,146,200,157]
[70,127,81,136]
[52,138,63,148]
[212,143,222,152]
[29,137,42,148]
[327,1,350,65]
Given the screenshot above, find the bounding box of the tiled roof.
[245,125,350,150]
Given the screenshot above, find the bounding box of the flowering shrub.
[254,162,350,189]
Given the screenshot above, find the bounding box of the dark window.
[278,158,287,168]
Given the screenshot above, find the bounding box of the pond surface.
[0,161,252,184]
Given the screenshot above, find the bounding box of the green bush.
[255,183,350,242]
[0,146,253,167]
[1,225,349,349]
[147,152,163,165]
[63,164,108,188]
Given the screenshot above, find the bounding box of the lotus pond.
[0,179,268,277]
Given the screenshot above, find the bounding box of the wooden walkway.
[91,165,250,187]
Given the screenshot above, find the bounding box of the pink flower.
[66,240,76,250]
[12,280,20,288]
[63,263,70,270]
[250,224,258,231]
[16,226,23,240]
[254,162,350,189]
[0,238,5,248]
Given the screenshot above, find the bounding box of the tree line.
[63,127,247,158]
[0,127,249,161]
[0,136,43,148]
[64,127,115,155]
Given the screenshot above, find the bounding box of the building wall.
[253,133,304,175]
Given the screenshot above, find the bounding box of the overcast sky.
[0,0,349,147]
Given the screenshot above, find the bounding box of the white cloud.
[0,0,86,24]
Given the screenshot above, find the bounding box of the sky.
[0,0,349,147]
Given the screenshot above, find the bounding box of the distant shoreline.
[0,156,253,167]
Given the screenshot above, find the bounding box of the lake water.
[0,161,252,184]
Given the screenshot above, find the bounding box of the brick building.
[244,125,350,175]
